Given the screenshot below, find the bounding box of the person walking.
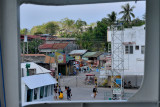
[58,86,61,96]
[93,86,98,98]
[67,86,72,100]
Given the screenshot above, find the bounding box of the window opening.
[125,45,133,54]
[135,45,139,50]
[141,46,145,54]
[20,1,145,103]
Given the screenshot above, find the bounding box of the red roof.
[21,54,46,57]
[20,35,46,40]
[86,74,95,76]
[39,43,69,49]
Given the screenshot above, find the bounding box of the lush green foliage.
[119,3,135,27]
[30,21,59,35]
[20,28,29,35]
[21,38,43,54]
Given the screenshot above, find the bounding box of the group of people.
[53,85,98,100]
[54,85,72,100]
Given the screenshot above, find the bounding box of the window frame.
[1,0,160,107]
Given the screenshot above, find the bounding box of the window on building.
[27,89,33,102]
[125,46,129,54]
[125,45,133,54]
[40,87,44,99]
[45,86,48,97]
[51,85,53,95]
[141,46,145,54]
[135,46,139,50]
[34,88,38,100]
[28,68,36,76]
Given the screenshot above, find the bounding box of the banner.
[75,56,80,60]
[55,52,66,63]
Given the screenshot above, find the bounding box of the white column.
[0,0,21,107]
[129,0,160,101]
[32,89,34,101]
[37,88,40,100]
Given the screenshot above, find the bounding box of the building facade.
[107,25,145,87]
[21,62,57,104]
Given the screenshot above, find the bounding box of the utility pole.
[22,29,28,62]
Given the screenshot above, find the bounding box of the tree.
[21,38,43,54]
[75,19,87,32]
[20,28,29,35]
[131,18,145,26]
[60,18,75,33]
[30,21,59,35]
[44,22,59,35]
[107,11,117,27]
[119,3,135,26]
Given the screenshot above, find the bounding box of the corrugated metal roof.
[21,54,46,57]
[39,44,53,49]
[66,55,74,62]
[22,73,57,89]
[21,62,51,74]
[69,50,87,55]
[39,43,69,49]
[47,37,76,41]
[83,52,103,58]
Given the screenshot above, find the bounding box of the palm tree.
[107,11,117,26]
[119,3,135,25]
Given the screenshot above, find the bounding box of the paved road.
[41,87,138,101]
[59,87,138,101]
[23,87,138,106]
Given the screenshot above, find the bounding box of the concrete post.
[129,0,160,101]
[0,0,21,107]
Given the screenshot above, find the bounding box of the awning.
[22,73,57,89]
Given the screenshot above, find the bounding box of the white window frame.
[0,0,160,107]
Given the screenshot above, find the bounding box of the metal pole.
[22,42,25,62]
[76,74,77,87]
[27,41,28,54]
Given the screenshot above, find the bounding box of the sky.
[20,1,146,30]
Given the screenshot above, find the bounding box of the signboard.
[55,52,66,63]
[113,88,121,94]
[75,56,80,60]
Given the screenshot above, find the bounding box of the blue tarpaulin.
[116,79,121,85]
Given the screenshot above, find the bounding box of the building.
[21,54,46,63]
[21,54,57,77]
[46,37,76,44]
[107,25,145,87]
[21,62,57,104]
[53,52,75,75]
[38,43,75,54]
[99,53,111,67]
[69,50,87,59]
[82,52,103,67]
[20,35,46,41]
[46,37,79,53]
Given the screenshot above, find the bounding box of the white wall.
[108,25,145,75]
